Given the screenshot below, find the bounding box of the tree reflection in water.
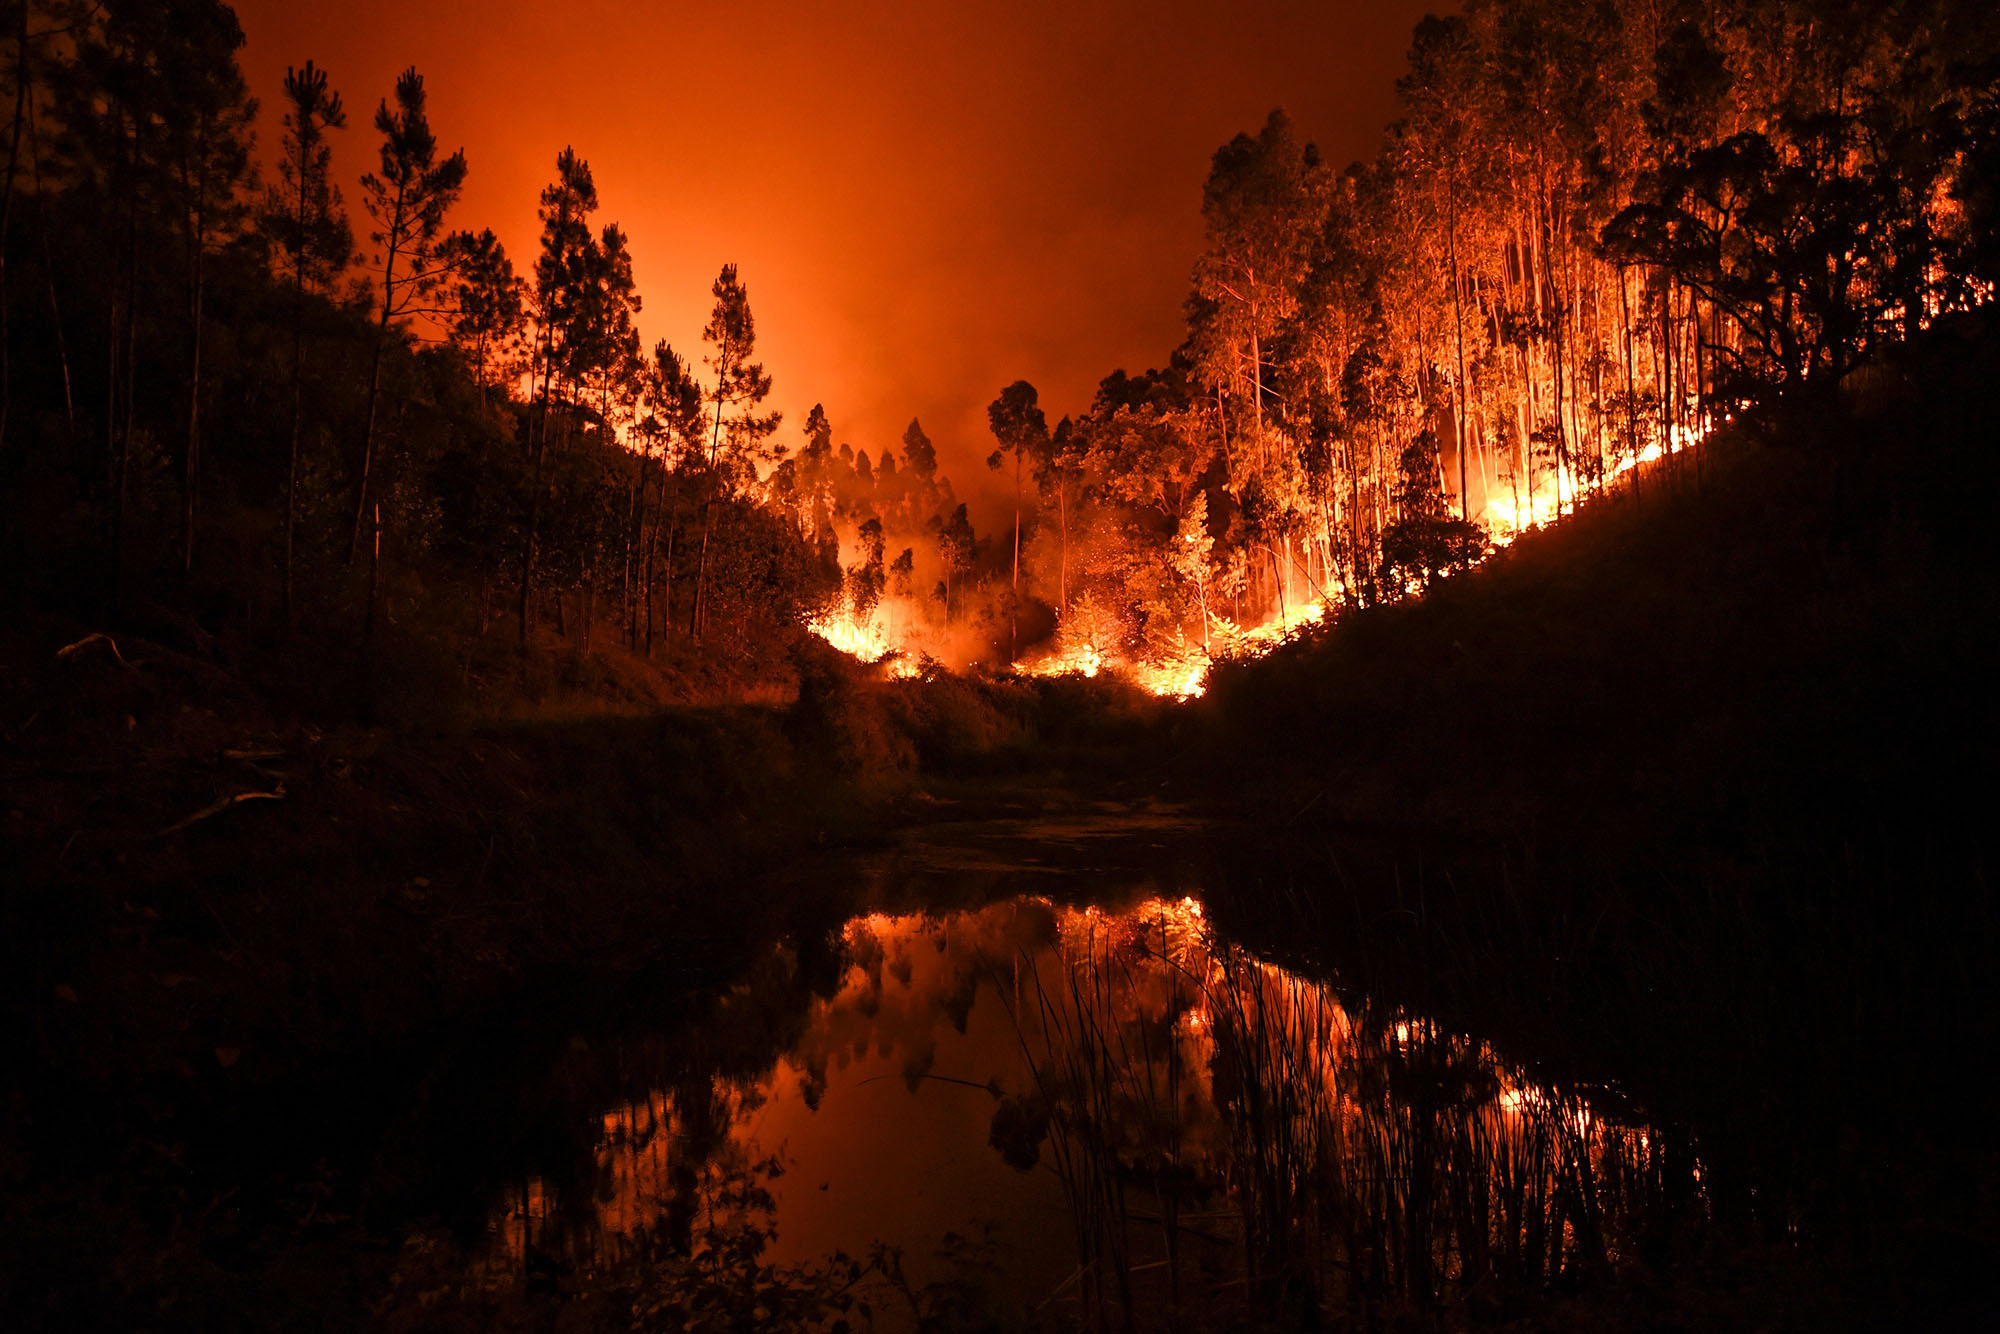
[993,896,1702,1327]
[412,894,1698,1327]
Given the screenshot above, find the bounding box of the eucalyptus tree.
[1189,110,1326,474]
[985,378,1047,659]
[849,515,886,622]
[932,501,973,623]
[1396,13,1483,520]
[900,417,937,480]
[349,66,466,563]
[774,402,838,543]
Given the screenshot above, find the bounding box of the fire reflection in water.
[468,895,1700,1325]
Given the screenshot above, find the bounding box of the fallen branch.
[56,632,138,671]
[158,787,285,837]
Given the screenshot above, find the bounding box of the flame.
[1016,602,1325,700]
[1022,640,1211,698]
[809,612,890,661]
[1485,407,1716,543]
[835,413,1723,698]
[1020,642,1104,680]
[808,609,922,677]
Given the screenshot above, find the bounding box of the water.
[401,816,1702,1327]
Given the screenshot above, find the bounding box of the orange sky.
[231,0,1436,490]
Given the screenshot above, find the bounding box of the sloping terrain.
[1190,320,2000,1322]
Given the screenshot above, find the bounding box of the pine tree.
[439,228,523,407]
[691,262,777,638]
[263,58,349,631]
[519,146,596,648]
[153,0,257,578]
[350,66,466,564]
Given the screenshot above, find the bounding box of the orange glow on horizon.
[229,0,1436,510]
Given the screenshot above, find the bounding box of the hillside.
[1186,317,2000,1322]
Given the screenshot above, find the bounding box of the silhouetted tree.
[263,58,349,629]
[439,227,523,405]
[691,262,777,637]
[519,145,595,647]
[350,65,466,564]
[986,379,1047,659]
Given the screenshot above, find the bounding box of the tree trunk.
[657,461,679,655]
[1619,265,1641,502]
[1009,447,1020,661]
[1446,172,1471,522]
[1057,476,1067,619]
[30,90,76,453]
[351,184,406,565]
[625,473,640,648]
[692,482,716,641]
[693,329,733,640]
[0,3,26,466]
[112,201,140,610]
[283,132,314,635]
[182,150,207,580]
[285,304,304,632]
[518,326,555,649]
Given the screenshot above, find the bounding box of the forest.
[3,0,1999,1326]
[4,0,1996,705]
[980,0,2000,687]
[0,0,1002,716]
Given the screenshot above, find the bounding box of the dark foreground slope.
[1190,319,1999,1322]
[0,614,1162,1325]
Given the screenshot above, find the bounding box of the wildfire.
[1485,408,1715,543]
[1216,599,1326,652]
[1016,602,1325,700]
[1020,642,1105,680]
[1021,639,1213,698]
[809,612,888,660]
[1129,658,1209,700]
[807,610,921,677]
[819,413,1719,698]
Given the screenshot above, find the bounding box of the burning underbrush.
[1012,599,1330,700]
[803,416,1720,702]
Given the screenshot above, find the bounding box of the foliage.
[985,0,2000,679]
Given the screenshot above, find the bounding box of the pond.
[397,814,1703,1328]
